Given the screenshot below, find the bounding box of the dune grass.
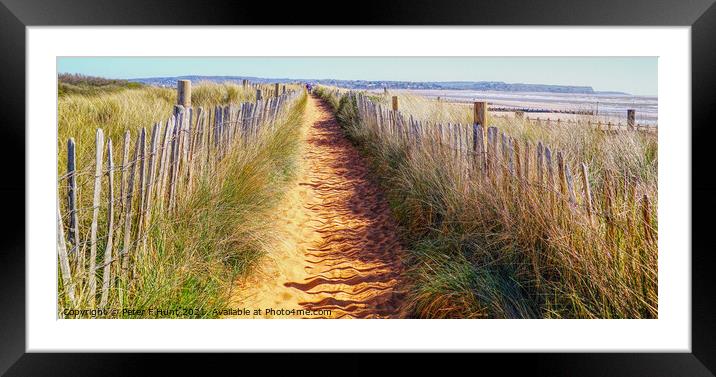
[57,79,305,317]
[317,87,657,319]
[57,80,271,170]
[121,96,306,317]
[58,73,145,97]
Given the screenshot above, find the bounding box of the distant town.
[128,75,628,95]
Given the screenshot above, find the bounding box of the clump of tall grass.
[317,87,657,319]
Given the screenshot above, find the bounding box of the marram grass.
[317,87,657,319]
[57,81,306,317]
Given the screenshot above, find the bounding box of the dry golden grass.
[318,87,657,319]
[57,80,305,317]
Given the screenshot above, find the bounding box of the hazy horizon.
[58,57,658,96]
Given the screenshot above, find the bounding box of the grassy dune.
[57,78,306,317]
[318,88,657,319]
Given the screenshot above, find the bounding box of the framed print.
[1,0,715,375]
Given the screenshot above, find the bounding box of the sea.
[379,89,658,125]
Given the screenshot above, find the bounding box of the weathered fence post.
[274,83,279,97]
[66,138,80,255]
[177,79,191,109]
[627,109,636,130]
[256,89,263,101]
[472,123,486,175]
[88,128,105,305]
[474,102,487,126]
[392,96,398,112]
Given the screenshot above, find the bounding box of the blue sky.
[58,57,657,95]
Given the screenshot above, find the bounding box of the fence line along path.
[57,80,301,311]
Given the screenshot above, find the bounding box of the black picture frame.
[1,0,714,375]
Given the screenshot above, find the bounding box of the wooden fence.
[57,80,300,309]
[502,114,657,134]
[349,91,657,247]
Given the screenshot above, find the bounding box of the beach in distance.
[380,89,658,125]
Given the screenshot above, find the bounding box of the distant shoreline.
[126,75,639,96]
[376,88,659,125]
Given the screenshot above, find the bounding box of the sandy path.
[227,95,405,319]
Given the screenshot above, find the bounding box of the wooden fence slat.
[158,117,174,210]
[556,151,567,196]
[641,194,655,244]
[213,105,220,149]
[545,146,554,210]
[565,163,577,206]
[488,127,497,174]
[168,112,182,212]
[500,133,508,175]
[508,137,515,176]
[100,138,115,308]
[603,170,615,248]
[135,128,147,255]
[223,105,230,149]
[88,128,105,305]
[57,198,76,308]
[121,130,141,282]
[177,107,188,183]
[118,131,131,225]
[142,123,160,254]
[536,141,544,185]
[66,138,80,255]
[188,107,204,189]
[185,107,194,178]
